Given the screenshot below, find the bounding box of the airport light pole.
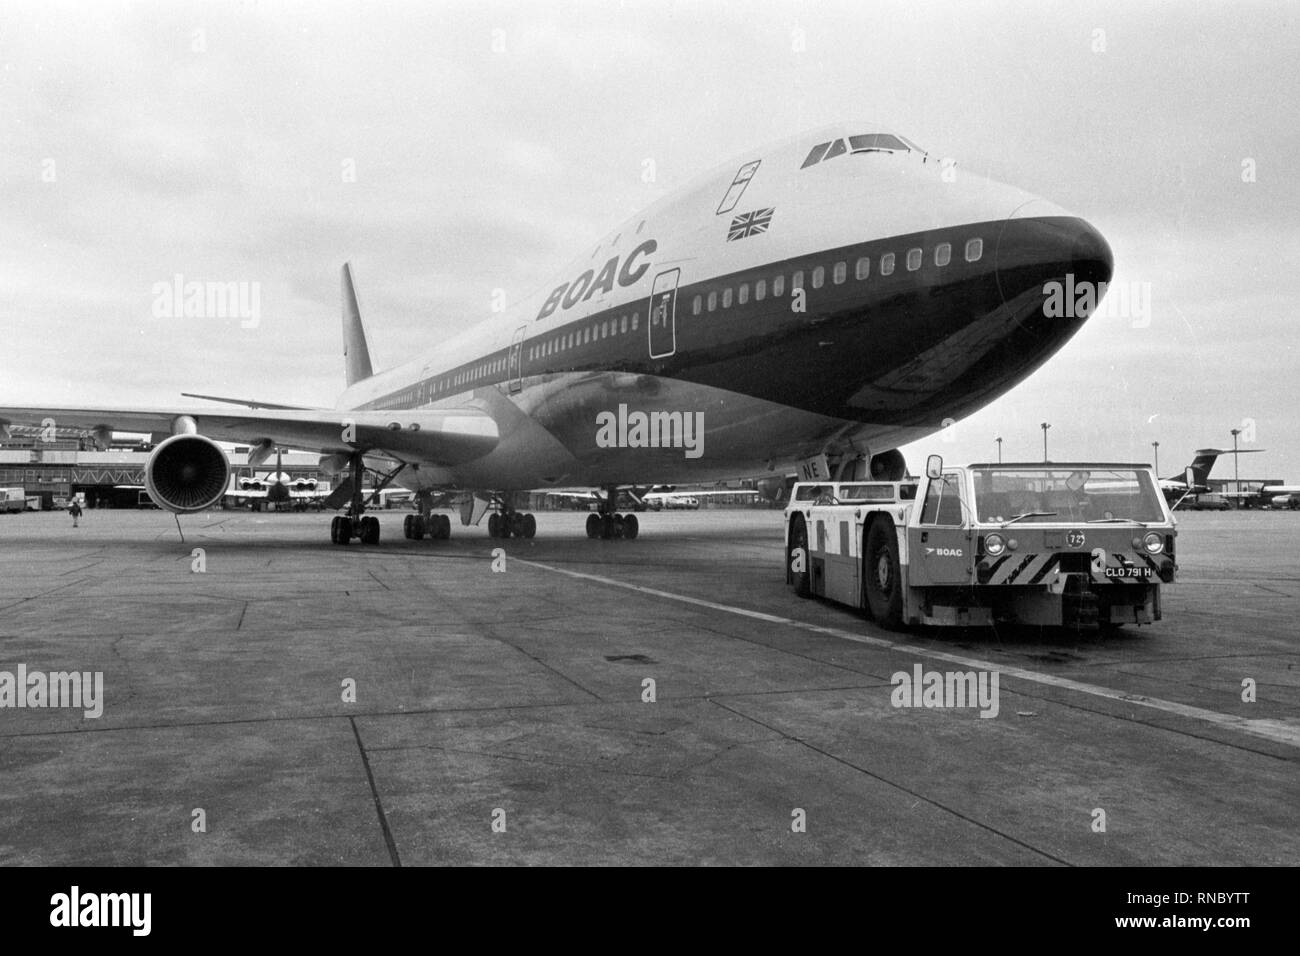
[1231,428,1241,498]
[1152,441,1159,475]
[996,436,1003,463]
[1041,422,1050,462]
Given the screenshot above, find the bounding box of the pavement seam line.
[349,716,402,867]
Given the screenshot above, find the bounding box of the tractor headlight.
[1142,531,1164,554]
[985,533,1006,557]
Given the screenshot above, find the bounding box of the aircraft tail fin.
[342,262,374,387]
[1168,447,1265,489]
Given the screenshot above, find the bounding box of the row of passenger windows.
[527,311,640,361]
[405,308,647,403]
[396,353,512,405]
[389,236,985,403]
[690,237,982,315]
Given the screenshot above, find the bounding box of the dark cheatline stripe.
[363,218,1021,415]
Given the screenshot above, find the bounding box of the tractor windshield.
[971,467,1166,525]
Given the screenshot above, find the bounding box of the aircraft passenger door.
[507,325,526,393]
[648,269,679,359]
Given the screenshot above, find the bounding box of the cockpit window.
[848,133,911,153]
[802,134,918,169]
[801,142,832,169]
[898,135,927,156]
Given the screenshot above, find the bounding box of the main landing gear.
[487,509,536,539]
[402,512,451,540]
[329,453,405,546]
[402,490,451,540]
[331,513,379,545]
[585,487,639,540]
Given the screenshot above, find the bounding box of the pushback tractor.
[784,456,1177,631]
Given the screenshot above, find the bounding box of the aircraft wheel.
[613,513,625,538]
[522,513,536,538]
[436,514,451,539]
[601,514,614,539]
[623,514,639,540]
[488,513,502,538]
[509,512,525,537]
[403,514,414,539]
[360,515,380,545]
[585,513,600,539]
[331,515,351,545]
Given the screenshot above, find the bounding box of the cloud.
[2,0,1297,479]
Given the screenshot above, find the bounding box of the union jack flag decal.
[728,207,774,241]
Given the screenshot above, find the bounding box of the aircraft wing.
[0,404,498,465]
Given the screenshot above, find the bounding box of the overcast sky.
[3,0,1297,483]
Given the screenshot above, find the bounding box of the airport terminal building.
[0,426,321,510]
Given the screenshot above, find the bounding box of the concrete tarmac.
[0,507,1296,865]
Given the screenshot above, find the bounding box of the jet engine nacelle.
[144,434,231,513]
[869,449,908,481]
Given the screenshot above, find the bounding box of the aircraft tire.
[331,515,351,546]
[360,515,380,545]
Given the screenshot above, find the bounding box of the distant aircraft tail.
[342,262,374,387]
[1167,447,1265,489]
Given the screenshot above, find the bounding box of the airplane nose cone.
[994,200,1113,307]
[1067,216,1113,287]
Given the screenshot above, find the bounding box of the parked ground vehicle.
[1180,494,1231,511]
[785,456,1177,630]
[1,487,26,513]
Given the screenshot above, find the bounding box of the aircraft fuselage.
[339,123,1113,491]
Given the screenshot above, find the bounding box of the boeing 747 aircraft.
[0,122,1113,544]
